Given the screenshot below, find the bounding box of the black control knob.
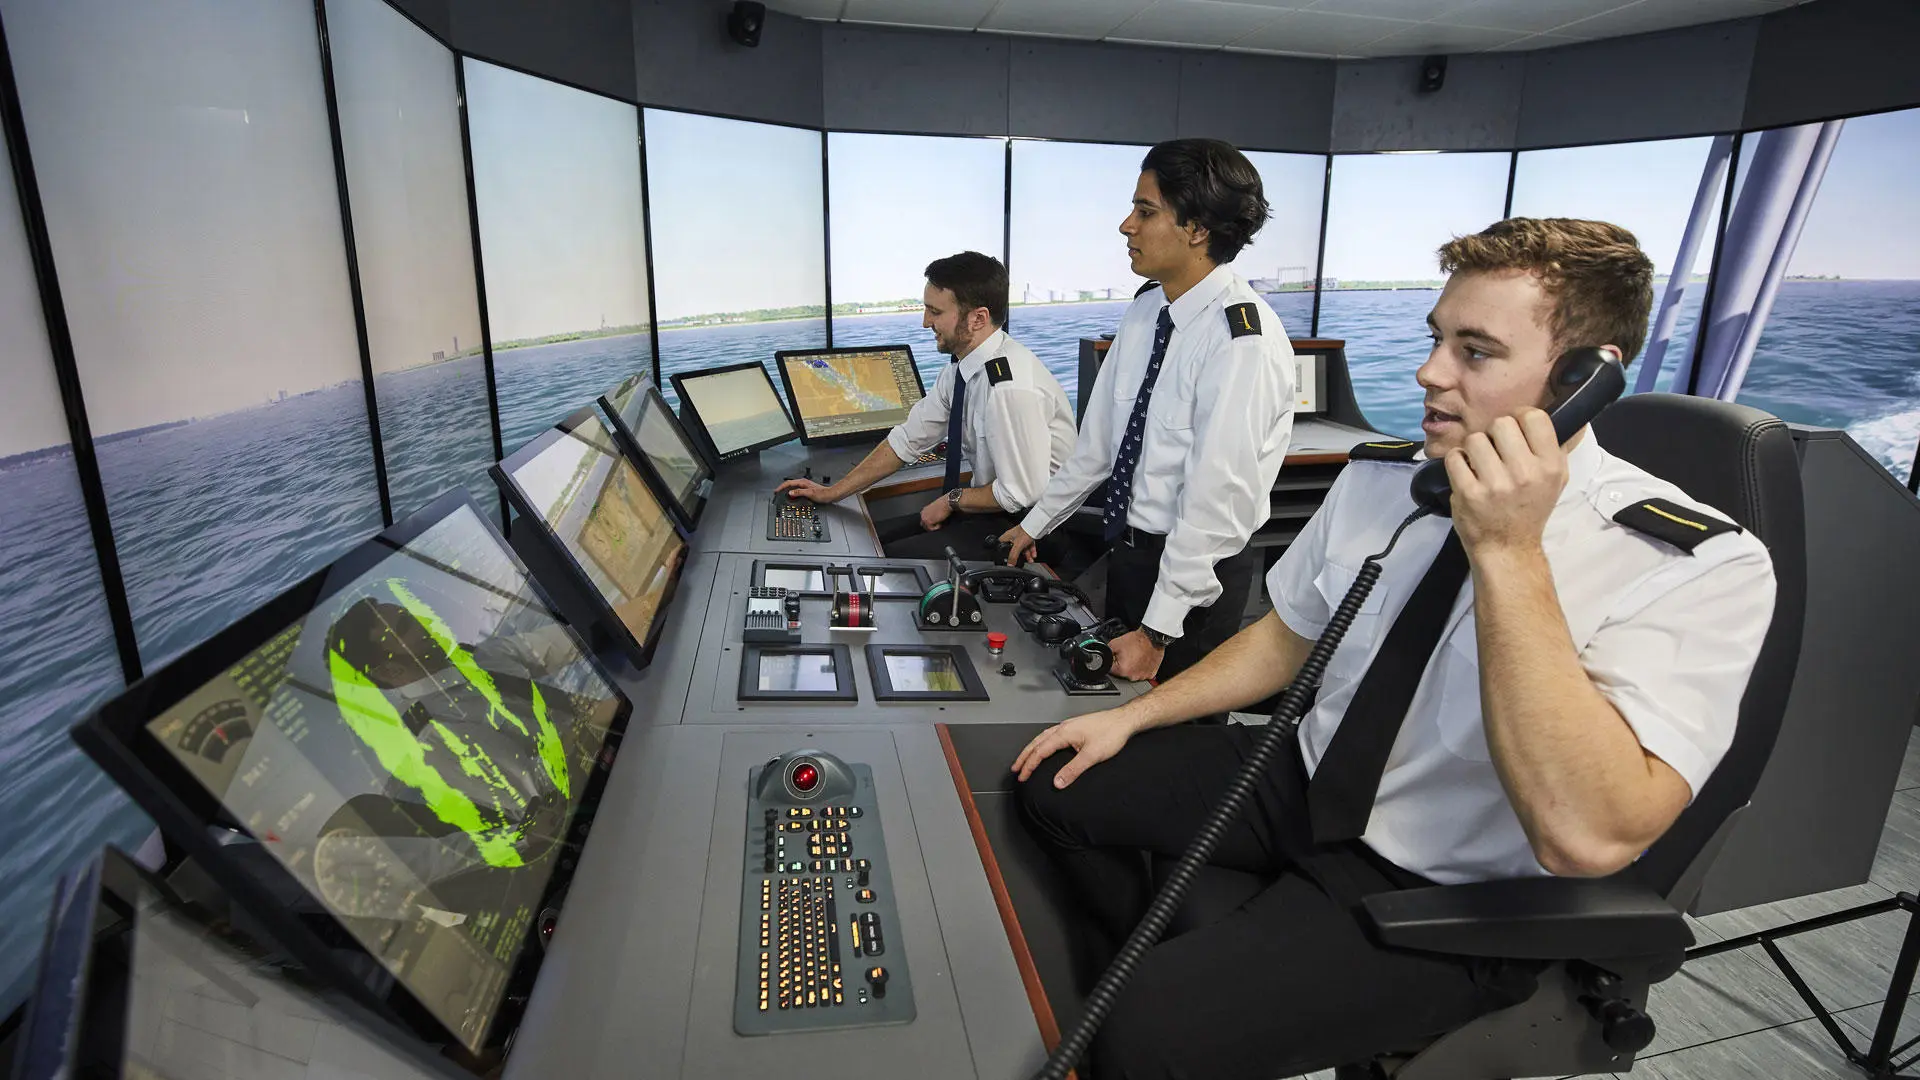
[1595,999,1656,1054]
[866,966,889,999]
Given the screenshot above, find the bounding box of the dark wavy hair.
[1139,139,1270,264]
[924,251,1008,328]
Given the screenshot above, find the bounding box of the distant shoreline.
[1,277,1901,467]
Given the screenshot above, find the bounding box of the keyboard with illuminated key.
[735,754,915,1035]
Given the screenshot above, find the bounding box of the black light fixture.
[727,0,766,48]
[1418,54,1447,93]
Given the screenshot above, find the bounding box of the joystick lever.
[865,966,889,999]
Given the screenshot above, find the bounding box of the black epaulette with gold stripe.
[1612,497,1740,553]
[1347,440,1421,462]
[985,357,1012,385]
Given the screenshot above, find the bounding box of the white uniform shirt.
[1267,433,1777,884]
[1021,265,1295,636]
[887,329,1076,514]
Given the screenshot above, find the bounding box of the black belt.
[1108,524,1167,551]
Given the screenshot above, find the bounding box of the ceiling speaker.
[727,0,766,48]
[1418,54,1446,93]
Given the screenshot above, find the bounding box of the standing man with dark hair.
[778,251,1076,559]
[1003,139,1295,683]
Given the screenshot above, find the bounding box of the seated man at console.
[1011,218,1778,1079]
[776,251,1077,560]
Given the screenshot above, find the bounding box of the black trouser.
[1019,726,1540,1080]
[878,510,1024,562]
[1103,532,1262,682]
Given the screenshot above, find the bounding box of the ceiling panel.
[1230,8,1416,55]
[1553,0,1777,39]
[764,0,1813,56]
[1303,0,1482,21]
[1442,0,1639,33]
[1355,21,1535,55]
[768,0,847,18]
[979,0,1158,38]
[839,0,1000,29]
[1108,1,1292,47]
[1486,31,1586,50]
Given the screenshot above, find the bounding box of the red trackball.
[792,762,819,791]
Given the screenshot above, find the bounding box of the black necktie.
[943,359,966,493]
[1102,307,1175,542]
[1307,530,1470,844]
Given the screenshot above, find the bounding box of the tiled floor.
[1295,727,1920,1080]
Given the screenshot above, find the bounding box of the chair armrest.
[1359,877,1693,960]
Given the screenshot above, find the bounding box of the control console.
[736,750,914,1035]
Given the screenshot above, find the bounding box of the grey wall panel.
[822,26,1009,135]
[634,0,824,127]
[1744,0,1920,130]
[1516,21,1757,149]
[1177,52,1333,153]
[450,0,636,101]
[1330,54,1523,152]
[385,0,451,42]
[1008,39,1180,144]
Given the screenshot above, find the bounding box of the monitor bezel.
[668,360,799,461]
[493,405,692,672]
[69,491,631,1070]
[750,560,933,600]
[864,643,989,702]
[596,373,712,532]
[736,643,858,702]
[772,345,927,448]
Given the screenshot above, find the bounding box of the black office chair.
[1152,394,1808,1078]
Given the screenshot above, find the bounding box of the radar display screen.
[670,362,797,459]
[78,494,627,1056]
[499,408,687,664]
[601,374,710,529]
[775,346,925,445]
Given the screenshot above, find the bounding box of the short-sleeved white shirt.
[1266,433,1777,884]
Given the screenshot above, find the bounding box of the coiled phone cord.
[1033,508,1429,1080]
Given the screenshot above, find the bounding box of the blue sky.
[465,59,651,342]
[645,109,826,321]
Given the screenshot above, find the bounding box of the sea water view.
[0,279,1914,1011]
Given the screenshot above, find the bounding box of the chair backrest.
[1589,394,1808,903]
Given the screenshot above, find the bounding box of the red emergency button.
[986,632,1007,653]
[791,761,819,792]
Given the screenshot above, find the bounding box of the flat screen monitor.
[73,493,631,1064]
[494,407,689,669]
[773,345,926,446]
[669,361,798,460]
[599,373,712,530]
[16,846,457,1080]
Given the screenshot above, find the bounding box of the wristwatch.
[1140,626,1177,649]
[946,488,964,511]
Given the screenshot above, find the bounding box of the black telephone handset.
[1408,346,1626,517]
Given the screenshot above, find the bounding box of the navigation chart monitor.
[774,345,926,447]
[599,373,712,530]
[17,846,456,1080]
[669,361,798,460]
[72,492,631,1064]
[495,407,689,669]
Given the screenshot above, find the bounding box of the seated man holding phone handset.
[1013,218,1778,1079]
